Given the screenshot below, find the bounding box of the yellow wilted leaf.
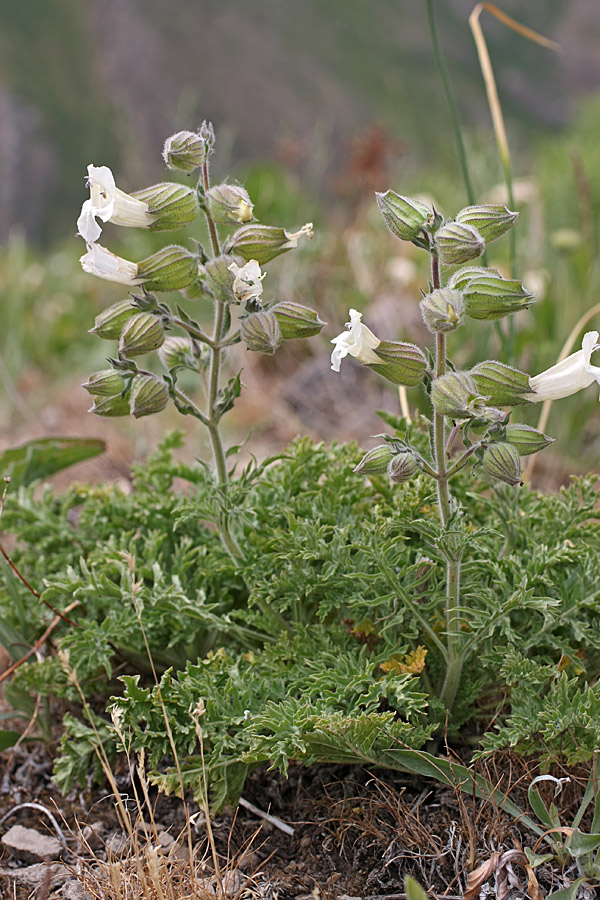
[381,645,428,675]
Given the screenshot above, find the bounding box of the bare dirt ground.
[1,737,591,900]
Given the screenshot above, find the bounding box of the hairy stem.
[431,252,463,712]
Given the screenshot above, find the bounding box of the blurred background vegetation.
[1,0,600,481]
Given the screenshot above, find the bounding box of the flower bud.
[130,374,169,418]
[206,183,254,225]
[369,341,428,386]
[158,336,196,369]
[482,442,522,486]
[455,205,518,243]
[228,223,313,265]
[470,360,531,406]
[204,254,240,303]
[420,288,464,334]
[240,311,282,354]
[504,424,553,456]
[375,191,431,241]
[119,313,165,357]
[90,299,139,340]
[162,130,210,172]
[388,450,420,484]
[82,369,126,397]
[449,270,533,321]
[436,222,485,266]
[354,444,397,475]
[431,372,481,419]
[132,183,199,231]
[136,245,198,291]
[271,302,325,339]
[89,394,130,417]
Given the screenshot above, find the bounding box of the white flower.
[528,330,600,401]
[80,242,144,286]
[330,308,381,372]
[228,259,265,302]
[77,164,153,243]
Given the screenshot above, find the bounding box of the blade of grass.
[469,3,561,361]
[426,0,476,207]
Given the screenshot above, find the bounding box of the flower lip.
[228,259,265,302]
[77,164,152,243]
[527,330,600,402]
[330,308,381,372]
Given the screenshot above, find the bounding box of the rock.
[105,831,129,856]
[80,821,104,851]
[157,831,175,851]
[61,880,94,899]
[1,824,63,863]
[0,862,70,894]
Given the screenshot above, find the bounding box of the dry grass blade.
[469,2,561,171]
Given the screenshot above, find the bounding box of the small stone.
[1,825,63,863]
[61,880,94,899]
[157,831,175,850]
[0,862,70,891]
[105,831,129,856]
[218,870,245,896]
[80,822,104,851]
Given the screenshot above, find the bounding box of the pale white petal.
[87,164,116,197]
[330,308,381,371]
[78,164,151,244]
[528,330,600,401]
[80,243,143,286]
[77,199,102,243]
[228,259,265,302]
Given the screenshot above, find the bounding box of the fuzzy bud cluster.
[354,443,420,485]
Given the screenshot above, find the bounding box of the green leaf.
[405,876,431,900]
[546,876,589,899]
[0,729,22,751]
[383,748,544,836]
[524,848,555,868]
[528,776,567,830]
[0,437,105,489]
[568,829,600,859]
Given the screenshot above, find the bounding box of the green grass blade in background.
[0,437,105,489]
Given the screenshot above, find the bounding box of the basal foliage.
[1,434,600,807]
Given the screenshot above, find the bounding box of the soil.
[0,738,595,899]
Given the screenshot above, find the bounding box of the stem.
[446,444,479,479]
[171,317,215,347]
[431,253,463,713]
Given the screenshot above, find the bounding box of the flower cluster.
[77,124,321,425]
[332,192,599,494]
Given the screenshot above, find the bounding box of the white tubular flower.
[528,331,600,401]
[77,164,153,243]
[330,308,381,372]
[228,259,265,302]
[80,243,144,286]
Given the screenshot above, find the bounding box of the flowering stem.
[446,444,479,479]
[171,317,216,348]
[430,252,463,713]
[199,162,244,565]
